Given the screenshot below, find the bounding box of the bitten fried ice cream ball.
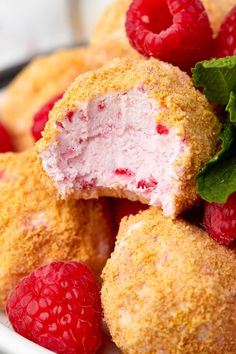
[92,0,236,45]
[0,150,114,309]
[37,57,220,218]
[1,43,138,151]
[102,208,236,354]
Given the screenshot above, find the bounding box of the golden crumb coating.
[0,150,114,309]
[37,57,221,217]
[1,43,138,152]
[102,207,236,354]
[91,0,131,44]
[91,0,236,45]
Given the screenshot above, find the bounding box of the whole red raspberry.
[6,261,102,354]
[125,0,214,71]
[215,5,236,57]
[0,122,14,152]
[32,93,63,142]
[204,193,236,245]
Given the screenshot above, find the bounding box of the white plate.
[0,311,119,354]
[0,312,54,354]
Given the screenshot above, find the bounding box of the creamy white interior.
[41,87,189,217]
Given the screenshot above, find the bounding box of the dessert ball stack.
[1,0,236,353]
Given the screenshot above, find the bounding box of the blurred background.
[0,0,112,71]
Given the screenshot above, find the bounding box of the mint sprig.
[196,124,236,203]
[192,56,236,105]
[192,56,236,203]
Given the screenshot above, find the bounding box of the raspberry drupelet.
[6,261,102,354]
[102,208,236,354]
[204,192,236,245]
[0,149,114,309]
[36,57,220,218]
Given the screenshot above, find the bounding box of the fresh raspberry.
[0,122,14,152]
[113,198,148,226]
[80,178,96,189]
[215,5,236,57]
[204,193,236,245]
[125,0,214,70]
[6,261,102,354]
[32,93,63,142]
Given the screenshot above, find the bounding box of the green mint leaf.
[197,154,236,203]
[226,91,236,125]
[193,57,236,202]
[196,123,236,203]
[192,56,236,105]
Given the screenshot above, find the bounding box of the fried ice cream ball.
[1,43,138,151]
[0,150,114,309]
[91,0,236,45]
[37,57,220,218]
[102,208,236,354]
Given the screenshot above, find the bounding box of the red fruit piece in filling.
[156,124,169,135]
[98,100,106,111]
[125,0,214,70]
[66,111,74,123]
[137,178,158,189]
[80,179,96,189]
[56,121,64,129]
[215,5,236,57]
[6,261,102,354]
[204,192,236,245]
[114,168,134,177]
[0,122,14,152]
[79,109,88,121]
[32,92,64,142]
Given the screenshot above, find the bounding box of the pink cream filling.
[41,87,189,217]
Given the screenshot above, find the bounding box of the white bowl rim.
[0,321,55,354]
